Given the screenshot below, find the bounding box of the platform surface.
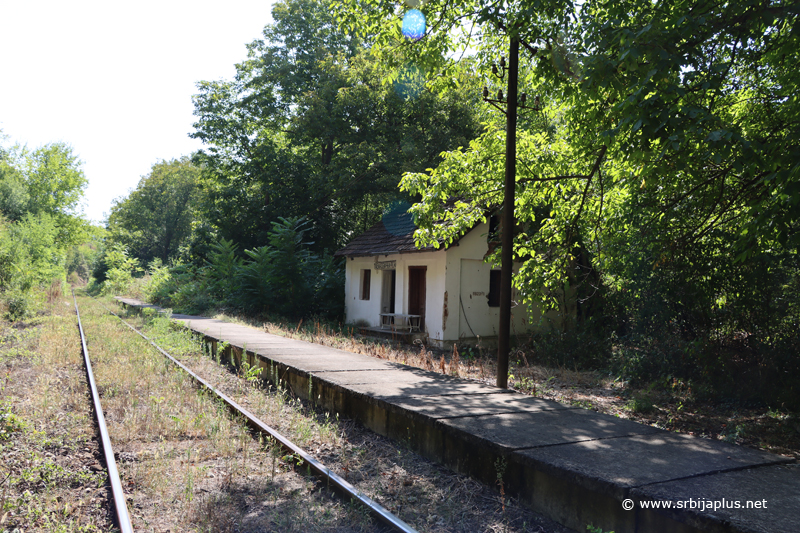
[116,297,799,533]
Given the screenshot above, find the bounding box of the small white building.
[335,210,549,348]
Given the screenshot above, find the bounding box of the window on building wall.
[488,270,501,307]
[488,213,500,243]
[360,269,371,300]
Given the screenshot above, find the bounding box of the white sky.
[0,0,275,224]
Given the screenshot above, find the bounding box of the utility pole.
[498,38,519,389]
[484,37,531,389]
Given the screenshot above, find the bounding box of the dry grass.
[215,312,617,409]
[108,300,573,533]
[77,296,391,532]
[210,312,800,460]
[0,297,110,532]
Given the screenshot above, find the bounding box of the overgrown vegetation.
[88,0,800,414]
[68,295,570,532]
[0,301,111,531]
[2,1,796,531]
[91,216,344,320]
[334,0,800,410]
[6,0,796,462]
[92,0,483,325]
[203,309,799,459]
[0,133,100,321]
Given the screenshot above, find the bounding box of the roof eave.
[335,246,443,258]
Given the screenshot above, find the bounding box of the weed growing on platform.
[211,310,800,459]
[108,297,570,532]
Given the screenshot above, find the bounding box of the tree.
[0,151,29,221]
[107,157,202,264]
[334,0,574,386]
[337,0,800,266]
[0,138,89,291]
[191,0,483,253]
[66,224,105,283]
[23,143,87,217]
[335,0,800,389]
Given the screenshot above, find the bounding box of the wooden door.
[408,266,426,330]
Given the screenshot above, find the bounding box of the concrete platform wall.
[118,299,799,533]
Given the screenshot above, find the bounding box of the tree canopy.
[334,0,800,307]
[107,157,201,264]
[190,0,484,252]
[0,135,90,318]
[332,0,800,401]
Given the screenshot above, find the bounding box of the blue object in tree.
[402,9,425,41]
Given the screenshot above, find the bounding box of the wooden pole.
[497,37,519,389]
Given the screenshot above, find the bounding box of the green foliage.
[626,396,656,415]
[1,141,87,226]
[136,308,199,356]
[169,278,212,316]
[238,217,344,318]
[95,244,140,296]
[141,217,344,320]
[0,163,29,221]
[204,238,243,303]
[240,362,263,387]
[107,157,201,263]
[65,227,105,284]
[8,213,68,285]
[0,213,65,319]
[142,259,170,300]
[0,136,89,318]
[143,262,211,314]
[21,143,87,219]
[252,217,317,316]
[191,0,482,253]
[521,322,611,370]
[3,288,41,322]
[0,408,26,440]
[207,217,344,319]
[335,0,800,407]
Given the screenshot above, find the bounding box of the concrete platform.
[633,463,800,533]
[116,298,799,533]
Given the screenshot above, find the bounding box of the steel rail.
[72,291,134,533]
[102,302,419,533]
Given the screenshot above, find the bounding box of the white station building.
[334,209,547,348]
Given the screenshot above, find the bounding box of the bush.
[93,244,139,296]
[520,318,612,371]
[170,279,213,315]
[204,238,242,303]
[203,217,344,320]
[142,259,174,304]
[3,288,40,321]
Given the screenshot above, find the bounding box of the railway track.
[73,290,133,533]
[73,292,417,533]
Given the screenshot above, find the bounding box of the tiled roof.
[335,204,480,258]
[334,217,436,257]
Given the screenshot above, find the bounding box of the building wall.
[440,222,537,345]
[344,250,447,340]
[344,222,557,347]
